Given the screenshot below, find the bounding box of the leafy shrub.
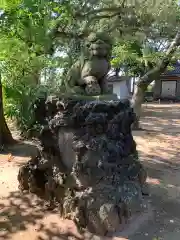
[3,82,50,135]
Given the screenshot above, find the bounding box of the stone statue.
[63,31,113,95]
[17,31,149,237]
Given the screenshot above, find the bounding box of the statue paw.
[85,83,101,96]
[68,86,85,95]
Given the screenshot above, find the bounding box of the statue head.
[85,31,113,59]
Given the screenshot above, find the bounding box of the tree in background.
[131,30,180,129]
[0,72,14,146]
[0,0,76,143]
[1,0,180,145]
[107,0,180,128]
[111,36,180,128]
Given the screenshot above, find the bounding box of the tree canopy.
[0,0,180,135]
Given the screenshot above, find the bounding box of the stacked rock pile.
[18,96,147,236]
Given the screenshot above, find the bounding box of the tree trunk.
[131,83,147,129]
[131,28,180,129]
[0,74,14,147]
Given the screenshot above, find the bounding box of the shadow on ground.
[1,103,180,240]
[130,162,180,240]
[138,103,180,136]
[130,103,180,240]
[0,141,39,168]
[0,191,83,240]
[2,141,39,157]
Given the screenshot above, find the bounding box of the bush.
[3,82,50,135]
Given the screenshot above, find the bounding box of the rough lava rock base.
[18,96,147,236]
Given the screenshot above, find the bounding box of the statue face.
[86,32,112,58]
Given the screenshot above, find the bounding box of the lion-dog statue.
[63,31,113,95]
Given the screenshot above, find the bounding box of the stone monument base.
[18,96,147,236]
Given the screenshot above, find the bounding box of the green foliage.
[0,0,21,10]
[3,82,49,132]
[111,40,163,76]
[108,0,180,77]
[111,36,180,77]
[0,0,74,133]
[0,0,180,135]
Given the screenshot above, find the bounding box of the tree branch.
[74,6,123,18]
[52,1,127,39]
[137,28,180,87]
[81,0,127,33]
[82,12,120,30]
[77,0,126,17]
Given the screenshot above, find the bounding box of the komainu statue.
[63,32,113,95]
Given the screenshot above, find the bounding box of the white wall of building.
[112,80,130,99]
